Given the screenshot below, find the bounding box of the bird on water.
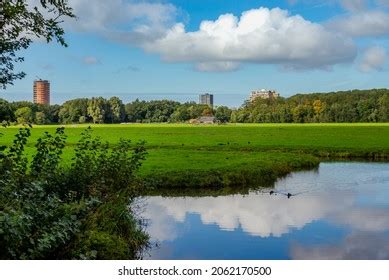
[269,190,295,199]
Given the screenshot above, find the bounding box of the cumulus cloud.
[66,0,177,45]
[327,11,389,37]
[358,46,387,72]
[289,0,389,38]
[30,1,381,72]
[142,7,356,71]
[27,0,178,45]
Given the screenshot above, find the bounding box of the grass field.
[1,123,389,188]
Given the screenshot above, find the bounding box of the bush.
[0,126,148,259]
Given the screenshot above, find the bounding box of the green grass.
[1,123,389,188]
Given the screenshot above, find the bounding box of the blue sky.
[2,0,389,106]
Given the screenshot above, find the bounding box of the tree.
[15,106,33,123]
[59,98,88,124]
[230,111,237,123]
[87,97,106,124]
[45,104,61,123]
[1,0,75,88]
[35,111,47,124]
[379,94,389,121]
[0,98,14,121]
[292,105,308,123]
[201,107,214,117]
[188,104,209,119]
[108,97,125,123]
[215,106,232,123]
[125,99,147,122]
[171,105,190,122]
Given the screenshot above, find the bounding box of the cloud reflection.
[143,192,353,240]
[142,163,389,259]
[291,232,389,260]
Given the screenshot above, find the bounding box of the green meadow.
[1,123,389,188]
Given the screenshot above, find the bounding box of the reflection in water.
[142,162,389,260]
[291,232,389,260]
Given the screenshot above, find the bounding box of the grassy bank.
[1,123,389,188]
[141,150,319,190]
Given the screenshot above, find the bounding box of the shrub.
[0,126,148,259]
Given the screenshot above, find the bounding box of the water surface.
[142,162,389,259]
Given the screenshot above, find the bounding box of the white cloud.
[327,11,389,37]
[27,0,178,44]
[359,46,387,72]
[142,7,356,71]
[82,56,100,65]
[30,1,382,72]
[65,0,177,45]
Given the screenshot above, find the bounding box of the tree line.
[0,97,232,124]
[233,88,389,123]
[1,89,389,124]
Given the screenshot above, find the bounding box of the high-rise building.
[33,80,50,105]
[199,93,214,108]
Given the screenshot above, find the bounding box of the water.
[142,162,389,259]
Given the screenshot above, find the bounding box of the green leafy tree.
[379,94,389,121]
[1,0,75,88]
[230,110,237,123]
[15,106,33,123]
[201,107,214,117]
[108,97,125,123]
[215,106,232,123]
[59,98,88,124]
[171,105,190,122]
[125,99,180,123]
[87,97,106,124]
[35,111,47,124]
[0,98,14,121]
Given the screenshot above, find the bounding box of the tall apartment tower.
[199,93,214,108]
[33,80,50,105]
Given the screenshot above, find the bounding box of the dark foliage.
[0,126,148,259]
